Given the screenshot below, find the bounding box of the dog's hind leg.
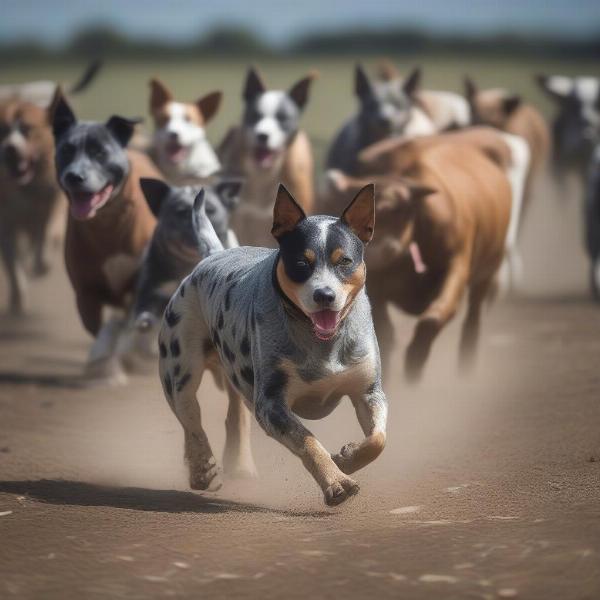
[223,379,257,479]
[405,254,469,382]
[458,279,491,373]
[158,287,221,491]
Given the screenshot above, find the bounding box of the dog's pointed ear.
[243,66,267,102]
[355,64,373,101]
[341,183,375,244]
[196,91,222,124]
[106,115,142,147]
[503,95,521,116]
[402,67,421,97]
[149,78,173,112]
[214,178,243,212]
[464,76,477,100]
[140,178,171,216]
[376,58,400,81]
[288,71,318,110]
[272,184,306,240]
[51,88,76,140]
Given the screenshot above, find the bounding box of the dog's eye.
[19,123,31,136]
[337,256,353,267]
[59,143,76,162]
[296,259,309,268]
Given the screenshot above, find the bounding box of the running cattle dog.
[218,67,316,247]
[0,98,65,314]
[157,184,387,506]
[52,93,160,382]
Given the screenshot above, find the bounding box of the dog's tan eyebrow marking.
[304,249,316,264]
[330,248,345,264]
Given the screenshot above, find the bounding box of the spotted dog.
[131,178,242,332]
[158,184,387,506]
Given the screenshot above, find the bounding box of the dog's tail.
[192,189,226,258]
[68,60,103,95]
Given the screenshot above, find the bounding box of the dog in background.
[464,77,550,203]
[131,177,242,333]
[536,74,600,181]
[52,92,161,383]
[326,64,435,175]
[157,184,387,505]
[218,66,316,247]
[375,59,471,132]
[148,78,222,184]
[0,98,66,314]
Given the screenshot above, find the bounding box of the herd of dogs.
[1,60,599,505]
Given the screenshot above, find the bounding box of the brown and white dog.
[148,78,222,184]
[326,130,512,381]
[0,99,66,314]
[218,67,316,247]
[52,93,161,383]
[464,77,550,198]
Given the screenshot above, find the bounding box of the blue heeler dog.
[326,64,432,175]
[157,184,387,506]
[132,178,242,333]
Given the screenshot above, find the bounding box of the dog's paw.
[324,476,359,507]
[189,456,222,492]
[332,442,361,474]
[83,358,128,387]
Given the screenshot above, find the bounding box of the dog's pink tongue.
[310,310,339,339]
[69,185,113,220]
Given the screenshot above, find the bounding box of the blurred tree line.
[1,24,599,63]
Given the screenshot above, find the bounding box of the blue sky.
[2,0,600,46]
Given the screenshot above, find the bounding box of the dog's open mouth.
[254,146,280,169]
[68,184,114,220]
[310,310,340,341]
[165,140,189,163]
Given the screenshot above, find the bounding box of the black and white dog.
[537,74,600,179]
[157,184,387,506]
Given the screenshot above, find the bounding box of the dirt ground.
[1,175,599,600]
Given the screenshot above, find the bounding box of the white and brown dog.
[149,78,222,184]
[218,67,316,247]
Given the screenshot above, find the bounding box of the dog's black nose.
[256,133,269,144]
[3,144,19,162]
[168,131,179,142]
[65,172,85,186]
[313,287,336,306]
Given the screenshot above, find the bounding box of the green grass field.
[1,56,597,166]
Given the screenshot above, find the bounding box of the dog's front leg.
[255,397,359,506]
[405,253,470,381]
[0,229,26,315]
[332,383,387,474]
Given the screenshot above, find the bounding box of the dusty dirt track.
[0,178,599,599]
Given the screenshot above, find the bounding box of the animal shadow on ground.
[0,480,332,517]
[0,371,86,389]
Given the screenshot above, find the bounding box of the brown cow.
[326,131,512,381]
